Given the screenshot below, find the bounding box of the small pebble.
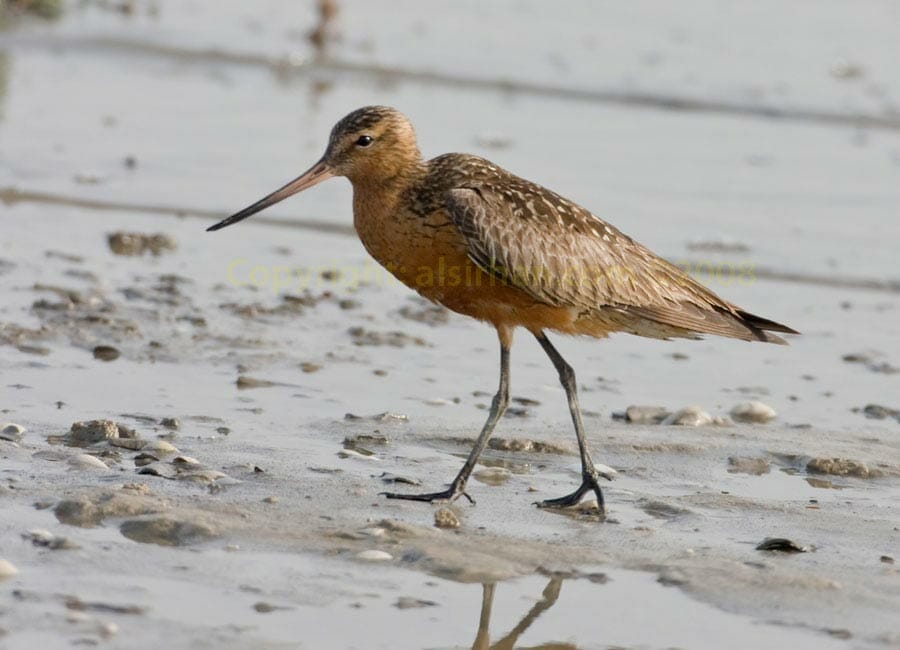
[137,464,173,478]
[592,463,618,481]
[356,550,392,562]
[92,345,120,362]
[97,622,119,639]
[858,404,899,420]
[337,448,379,461]
[0,423,25,442]
[756,537,810,553]
[141,440,179,454]
[66,420,119,445]
[262,496,278,504]
[807,457,879,479]
[159,417,181,430]
[68,454,110,471]
[434,507,460,529]
[394,597,438,609]
[107,232,176,256]
[0,559,18,579]
[134,453,160,468]
[730,401,777,423]
[624,405,670,424]
[253,602,279,613]
[663,406,713,426]
[24,529,79,550]
[236,376,277,389]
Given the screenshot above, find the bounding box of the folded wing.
[445,184,797,344]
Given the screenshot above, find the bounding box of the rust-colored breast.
[352,180,584,334]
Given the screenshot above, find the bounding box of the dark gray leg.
[533,331,607,512]
[383,333,511,504]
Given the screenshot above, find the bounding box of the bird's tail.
[735,310,800,345]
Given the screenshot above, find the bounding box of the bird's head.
[207,106,420,232]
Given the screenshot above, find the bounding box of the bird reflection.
[0,53,9,110]
[471,577,577,650]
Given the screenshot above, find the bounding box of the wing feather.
[445,183,796,343]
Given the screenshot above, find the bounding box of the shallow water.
[1,2,899,649]
[1,531,852,650]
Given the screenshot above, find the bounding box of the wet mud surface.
[1,2,899,648]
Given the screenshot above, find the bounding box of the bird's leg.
[533,332,608,512]
[383,329,511,504]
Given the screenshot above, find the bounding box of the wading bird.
[208,106,796,512]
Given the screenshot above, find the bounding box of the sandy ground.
[1,2,899,648]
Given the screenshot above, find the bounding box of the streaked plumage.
[208,106,798,514]
[404,152,794,343]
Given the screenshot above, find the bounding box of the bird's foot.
[382,483,474,505]
[535,469,607,513]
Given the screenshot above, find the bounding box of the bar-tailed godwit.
[208,106,797,513]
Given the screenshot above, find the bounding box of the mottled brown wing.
[445,184,794,343]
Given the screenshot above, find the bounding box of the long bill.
[206,159,334,232]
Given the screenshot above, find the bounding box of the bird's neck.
[349,158,426,210]
[350,159,428,269]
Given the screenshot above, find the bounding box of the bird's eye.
[355,135,374,147]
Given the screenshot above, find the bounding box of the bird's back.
[408,153,796,343]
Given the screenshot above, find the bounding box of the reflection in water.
[0,53,8,118]
[308,0,338,60]
[279,0,337,106]
[0,0,64,24]
[472,577,577,650]
[1,0,66,116]
[305,0,338,109]
[307,77,333,111]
